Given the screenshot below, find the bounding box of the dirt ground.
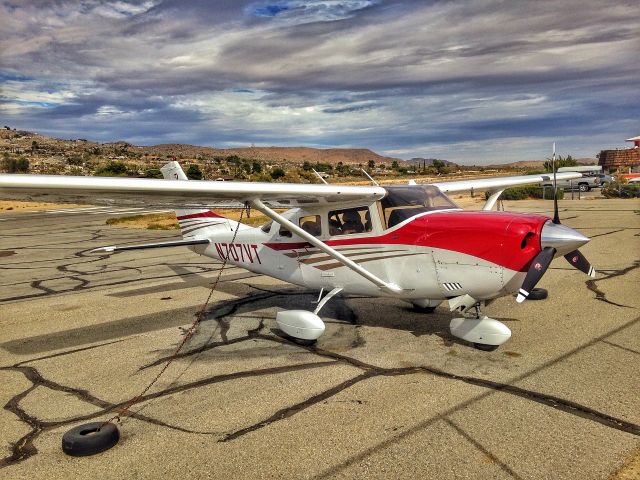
[0,200,88,213]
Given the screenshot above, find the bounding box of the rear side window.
[299,215,321,237]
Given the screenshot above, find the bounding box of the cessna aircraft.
[0,162,596,350]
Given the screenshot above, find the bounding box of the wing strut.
[250,199,402,294]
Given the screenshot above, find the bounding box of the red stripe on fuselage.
[264,241,312,251]
[177,211,224,220]
[264,211,548,272]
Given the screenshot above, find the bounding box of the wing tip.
[90,246,116,253]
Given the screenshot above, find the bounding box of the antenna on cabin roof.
[312,168,329,185]
[360,168,379,186]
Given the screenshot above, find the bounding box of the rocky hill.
[0,129,402,167]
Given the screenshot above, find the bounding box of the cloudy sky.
[1,0,638,163]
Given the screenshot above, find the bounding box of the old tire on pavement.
[62,422,120,457]
[528,288,548,300]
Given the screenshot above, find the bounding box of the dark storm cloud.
[1,0,638,162]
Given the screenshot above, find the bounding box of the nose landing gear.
[449,303,511,351]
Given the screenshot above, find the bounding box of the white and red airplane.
[0,161,595,350]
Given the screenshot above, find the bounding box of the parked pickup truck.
[541,174,601,192]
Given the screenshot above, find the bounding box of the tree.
[543,154,578,172]
[367,159,375,170]
[186,164,203,180]
[302,161,312,171]
[251,161,262,173]
[391,160,399,170]
[270,167,285,180]
[432,159,450,174]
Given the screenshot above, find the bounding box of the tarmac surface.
[0,198,638,479]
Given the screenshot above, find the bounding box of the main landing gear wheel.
[411,300,441,313]
[528,288,548,300]
[62,422,120,457]
[291,338,317,347]
[473,343,499,352]
[413,305,437,314]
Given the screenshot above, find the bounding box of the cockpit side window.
[381,185,458,228]
[328,207,372,236]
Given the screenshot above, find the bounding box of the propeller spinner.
[517,144,596,303]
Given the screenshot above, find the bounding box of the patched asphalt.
[0,198,638,479]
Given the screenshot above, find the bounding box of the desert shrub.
[602,182,640,198]
[143,168,163,178]
[95,161,129,176]
[270,167,285,180]
[186,164,203,180]
[494,186,564,200]
[2,157,29,173]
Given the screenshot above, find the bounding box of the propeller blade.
[552,143,560,224]
[516,247,556,303]
[564,249,596,277]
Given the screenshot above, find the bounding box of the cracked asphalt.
[0,198,638,479]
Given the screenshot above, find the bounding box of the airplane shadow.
[202,288,475,350]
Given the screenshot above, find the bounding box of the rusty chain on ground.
[100,203,248,429]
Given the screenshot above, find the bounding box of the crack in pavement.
[2,282,639,470]
[0,338,336,468]
[586,260,639,308]
[309,315,640,479]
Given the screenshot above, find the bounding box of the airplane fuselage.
[189,209,549,301]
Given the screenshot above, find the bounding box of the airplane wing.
[0,174,386,208]
[431,172,582,193]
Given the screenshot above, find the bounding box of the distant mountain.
[486,158,598,169]
[143,145,404,166]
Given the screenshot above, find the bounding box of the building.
[625,135,640,148]
[598,135,640,173]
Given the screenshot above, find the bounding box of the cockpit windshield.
[381,185,458,228]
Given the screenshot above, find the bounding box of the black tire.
[412,305,437,313]
[292,338,317,347]
[473,343,499,352]
[579,183,589,192]
[528,287,548,300]
[62,422,119,457]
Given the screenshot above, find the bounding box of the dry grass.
[105,209,274,230]
[609,447,640,480]
[0,200,88,213]
[106,212,179,230]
